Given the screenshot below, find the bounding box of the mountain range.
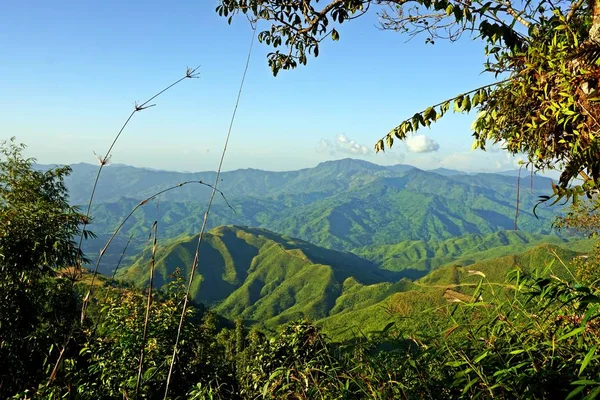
[118,225,593,338]
[50,158,564,265]
[47,157,590,336]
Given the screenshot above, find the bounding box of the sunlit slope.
[118,226,592,332]
[317,242,593,340]
[354,231,572,273]
[118,225,403,326]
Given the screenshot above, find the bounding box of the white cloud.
[317,134,371,156]
[405,135,440,153]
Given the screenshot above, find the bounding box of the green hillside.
[117,225,593,334]
[118,225,406,328]
[318,243,590,340]
[354,231,574,273]
[267,169,558,250]
[73,159,564,261]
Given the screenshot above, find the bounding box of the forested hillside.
[5,0,600,394]
[53,159,565,271]
[118,225,402,327]
[116,224,596,335]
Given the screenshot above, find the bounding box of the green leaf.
[462,377,478,394]
[567,385,587,400]
[584,385,600,400]
[454,96,464,112]
[462,95,471,112]
[580,295,600,306]
[572,380,600,386]
[423,106,435,120]
[446,360,467,367]
[262,381,270,397]
[558,326,586,342]
[474,350,489,363]
[331,29,339,41]
[579,345,598,376]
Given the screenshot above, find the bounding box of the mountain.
[57,158,400,205]
[265,168,560,249]
[429,167,467,176]
[318,242,592,340]
[117,225,406,328]
[57,159,564,260]
[354,231,572,273]
[116,225,593,333]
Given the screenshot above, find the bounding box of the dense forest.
[3,0,600,398]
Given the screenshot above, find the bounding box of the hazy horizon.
[3,1,529,175]
[33,156,560,179]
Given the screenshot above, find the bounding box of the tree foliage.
[217,0,600,192]
[555,195,600,286]
[0,138,89,396]
[0,138,91,278]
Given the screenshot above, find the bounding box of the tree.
[0,138,91,278]
[554,195,600,286]
[217,0,600,195]
[0,138,90,396]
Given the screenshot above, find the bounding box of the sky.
[0,0,526,173]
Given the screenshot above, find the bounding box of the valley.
[57,158,594,339]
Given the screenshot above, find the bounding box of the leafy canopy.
[217,0,600,193]
[0,138,91,278]
[0,138,91,397]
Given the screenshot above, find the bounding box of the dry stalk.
[514,164,523,231]
[163,26,257,399]
[135,220,158,398]
[74,65,200,276]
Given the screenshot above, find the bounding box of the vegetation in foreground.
[5,0,600,395]
[3,138,600,400]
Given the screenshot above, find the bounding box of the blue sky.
[1,0,524,172]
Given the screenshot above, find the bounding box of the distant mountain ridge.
[38,158,534,205]
[54,159,561,254]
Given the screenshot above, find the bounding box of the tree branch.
[566,0,585,21]
[375,77,515,151]
[503,1,531,28]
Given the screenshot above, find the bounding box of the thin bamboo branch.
[515,164,523,230]
[163,26,257,399]
[135,220,158,399]
[75,66,200,275]
[90,234,134,335]
[48,66,200,386]
[80,179,234,323]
